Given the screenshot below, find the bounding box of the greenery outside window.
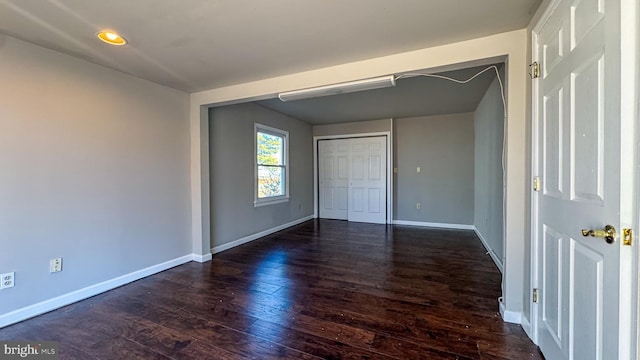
[255,123,289,206]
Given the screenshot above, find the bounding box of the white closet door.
[348,137,386,224]
[318,139,349,220]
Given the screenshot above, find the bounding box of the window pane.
[257,132,283,166]
[258,165,284,198]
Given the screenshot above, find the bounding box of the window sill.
[254,197,290,207]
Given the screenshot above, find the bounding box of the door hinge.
[529,62,540,79]
[533,176,541,192]
[623,228,632,246]
[533,288,539,303]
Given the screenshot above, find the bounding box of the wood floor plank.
[247,318,398,360]
[0,219,543,359]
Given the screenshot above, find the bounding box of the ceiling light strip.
[278,75,396,102]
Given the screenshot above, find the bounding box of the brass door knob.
[581,225,617,244]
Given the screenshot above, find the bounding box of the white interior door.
[318,139,349,220]
[534,0,622,358]
[348,137,386,224]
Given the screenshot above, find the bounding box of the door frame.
[313,131,393,224]
[529,10,543,345]
[529,0,639,354]
[529,0,560,344]
[623,0,640,359]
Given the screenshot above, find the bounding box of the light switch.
[417,167,421,173]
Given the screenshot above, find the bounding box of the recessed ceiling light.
[96,31,127,46]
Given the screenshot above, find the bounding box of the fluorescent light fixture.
[278,75,396,102]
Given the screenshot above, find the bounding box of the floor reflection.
[246,249,293,344]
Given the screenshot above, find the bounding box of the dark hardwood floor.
[0,219,543,359]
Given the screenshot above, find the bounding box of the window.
[255,124,289,206]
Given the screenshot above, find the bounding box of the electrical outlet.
[417,167,421,173]
[416,203,421,210]
[50,258,63,273]
[1,272,15,289]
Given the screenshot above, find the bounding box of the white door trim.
[621,0,639,358]
[528,3,553,345]
[529,0,591,346]
[313,131,392,224]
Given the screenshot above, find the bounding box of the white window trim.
[254,123,289,207]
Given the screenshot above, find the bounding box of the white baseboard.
[499,302,522,324]
[192,253,212,263]
[473,227,504,273]
[521,314,535,343]
[392,220,474,230]
[0,254,195,328]
[211,215,314,255]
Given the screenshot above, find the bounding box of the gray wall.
[312,119,391,137]
[209,103,313,248]
[0,36,191,316]
[394,113,475,224]
[473,68,505,268]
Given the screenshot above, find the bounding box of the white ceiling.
[258,64,501,124]
[0,0,540,93]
